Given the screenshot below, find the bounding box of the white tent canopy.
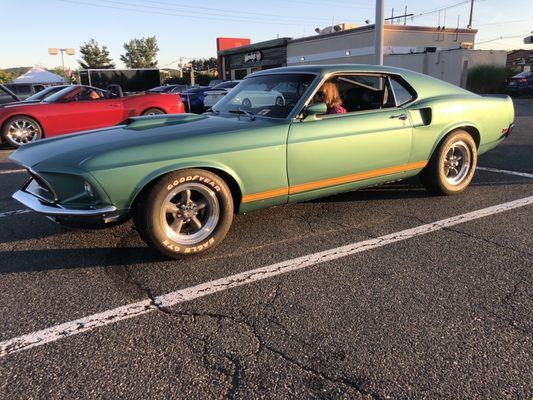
[12,67,65,84]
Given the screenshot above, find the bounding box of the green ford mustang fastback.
[10,65,515,258]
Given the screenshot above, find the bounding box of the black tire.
[420,129,477,195]
[2,115,43,148]
[141,108,165,116]
[134,169,233,258]
[275,96,284,106]
[242,98,252,108]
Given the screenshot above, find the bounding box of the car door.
[287,73,416,201]
[52,87,125,134]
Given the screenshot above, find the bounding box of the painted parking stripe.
[0,209,32,218]
[1,195,532,358]
[477,166,533,179]
[0,169,26,175]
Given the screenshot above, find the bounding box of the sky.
[0,0,531,70]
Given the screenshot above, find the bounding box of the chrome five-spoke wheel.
[159,183,220,246]
[4,117,42,146]
[443,140,471,185]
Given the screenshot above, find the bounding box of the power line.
[56,0,325,26]
[476,33,528,45]
[124,0,351,24]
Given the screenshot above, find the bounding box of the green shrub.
[466,65,507,94]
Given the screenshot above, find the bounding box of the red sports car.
[0,85,185,147]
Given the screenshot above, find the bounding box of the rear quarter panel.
[405,94,514,163]
[122,93,184,116]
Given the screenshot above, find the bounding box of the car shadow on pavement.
[0,246,163,274]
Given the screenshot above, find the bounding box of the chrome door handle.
[390,113,408,120]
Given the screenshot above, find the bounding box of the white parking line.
[0,169,26,175]
[1,195,532,358]
[0,209,32,218]
[477,166,533,179]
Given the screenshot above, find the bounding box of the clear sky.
[0,0,531,70]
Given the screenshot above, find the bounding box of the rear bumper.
[12,190,120,224]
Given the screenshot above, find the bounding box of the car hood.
[9,113,283,171]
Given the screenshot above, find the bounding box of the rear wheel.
[2,116,43,147]
[275,96,284,106]
[420,130,477,195]
[134,169,233,258]
[142,108,165,116]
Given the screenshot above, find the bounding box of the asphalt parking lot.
[0,100,531,399]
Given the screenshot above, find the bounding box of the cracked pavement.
[0,101,532,399]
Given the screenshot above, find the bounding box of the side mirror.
[302,102,327,121]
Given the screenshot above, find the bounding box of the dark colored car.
[4,83,47,100]
[506,71,533,96]
[148,84,188,94]
[0,84,20,105]
[180,86,211,113]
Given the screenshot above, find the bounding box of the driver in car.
[321,82,346,114]
[88,90,103,100]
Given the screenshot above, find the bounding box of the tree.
[0,70,14,84]
[78,39,115,69]
[120,36,159,68]
[190,57,218,72]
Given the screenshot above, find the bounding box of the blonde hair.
[322,82,342,108]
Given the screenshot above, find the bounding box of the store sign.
[244,51,262,63]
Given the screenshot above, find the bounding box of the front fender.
[125,160,245,212]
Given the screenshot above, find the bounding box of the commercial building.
[217,23,506,88]
[217,37,291,80]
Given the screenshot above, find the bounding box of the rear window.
[213,81,239,89]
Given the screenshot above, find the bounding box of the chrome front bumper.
[12,190,117,218]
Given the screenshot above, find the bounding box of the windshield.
[26,86,66,101]
[43,86,78,103]
[212,73,315,119]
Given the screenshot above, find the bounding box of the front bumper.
[12,189,120,224]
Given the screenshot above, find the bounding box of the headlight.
[84,181,95,198]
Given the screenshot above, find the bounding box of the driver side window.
[314,74,414,115]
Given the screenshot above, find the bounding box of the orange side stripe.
[289,160,428,194]
[241,160,427,203]
[242,187,289,203]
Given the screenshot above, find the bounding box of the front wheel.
[420,130,477,195]
[2,116,43,147]
[134,169,234,258]
[141,108,165,116]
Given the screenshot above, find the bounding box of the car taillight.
[518,78,528,83]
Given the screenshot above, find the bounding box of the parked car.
[0,84,184,147]
[10,64,514,258]
[203,80,241,109]
[231,87,285,108]
[0,84,20,105]
[148,84,188,94]
[506,71,533,97]
[180,86,210,113]
[208,79,224,87]
[4,83,47,100]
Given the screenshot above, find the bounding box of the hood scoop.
[122,113,207,131]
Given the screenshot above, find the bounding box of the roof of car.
[251,64,417,77]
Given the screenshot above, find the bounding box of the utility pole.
[467,0,474,29]
[190,63,195,87]
[374,0,384,65]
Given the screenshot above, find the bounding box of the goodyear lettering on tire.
[166,175,221,192]
[162,237,215,253]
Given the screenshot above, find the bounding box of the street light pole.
[467,0,474,29]
[48,48,75,82]
[374,0,384,65]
